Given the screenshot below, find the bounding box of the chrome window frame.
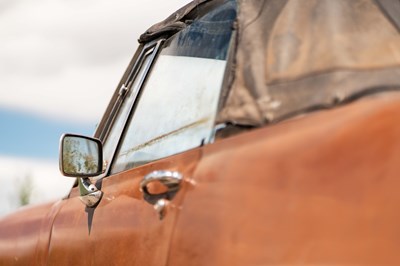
[93,39,164,179]
[93,0,238,179]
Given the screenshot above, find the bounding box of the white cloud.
[0,155,75,217]
[0,0,192,217]
[0,57,124,124]
[0,0,191,123]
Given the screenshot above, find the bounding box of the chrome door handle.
[140,170,183,205]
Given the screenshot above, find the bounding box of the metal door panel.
[48,148,200,265]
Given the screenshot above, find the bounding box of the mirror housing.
[59,133,103,177]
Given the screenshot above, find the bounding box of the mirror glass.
[61,135,102,177]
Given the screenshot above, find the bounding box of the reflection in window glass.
[111,0,236,173]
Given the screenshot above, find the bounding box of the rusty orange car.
[1,0,400,265]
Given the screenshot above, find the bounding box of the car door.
[47,149,201,265]
[46,1,237,265]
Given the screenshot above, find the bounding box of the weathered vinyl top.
[140,0,400,126]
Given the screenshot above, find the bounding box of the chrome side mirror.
[59,134,103,177]
[59,134,104,207]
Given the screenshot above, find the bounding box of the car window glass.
[102,53,153,167]
[111,0,237,173]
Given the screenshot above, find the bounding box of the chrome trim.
[140,170,183,193]
[99,39,165,179]
[118,84,128,97]
[98,42,158,142]
[59,133,103,178]
[78,177,103,207]
[154,199,170,220]
[79,191,103,208]
[140,170,183,205]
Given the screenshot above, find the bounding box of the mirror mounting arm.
[78,177,103,207]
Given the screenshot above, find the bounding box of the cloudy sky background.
[0,0,190,216]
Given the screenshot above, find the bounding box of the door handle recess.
[140,170,183,205]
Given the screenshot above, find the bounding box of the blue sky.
[0,107,94,159]
[0,0,191,217]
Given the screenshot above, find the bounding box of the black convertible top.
[141,0,400,126]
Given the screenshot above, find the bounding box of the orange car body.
[1,0,400,265]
